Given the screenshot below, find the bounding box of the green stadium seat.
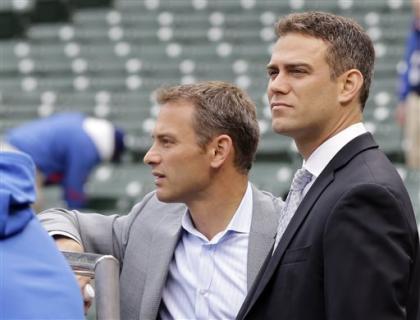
[31,0,72,23]
[0,11,26,39]
[399,168,420,220]
[70,0,113,9]
[0,0,415,210]
[250,161,298,198]
[85,163,154,211]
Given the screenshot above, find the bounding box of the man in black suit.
[237,11,420,320]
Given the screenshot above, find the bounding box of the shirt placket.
[195,243,215,320]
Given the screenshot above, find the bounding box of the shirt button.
[199,289,207,295]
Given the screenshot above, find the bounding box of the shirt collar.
[303,123,367,178]
[181,182,253,244]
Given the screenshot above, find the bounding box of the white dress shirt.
[159,182,253,320]
[302,122,368,195]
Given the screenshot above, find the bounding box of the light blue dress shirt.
[160,183,253,320]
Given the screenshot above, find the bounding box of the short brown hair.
[155,81,260,174]
[276,11,375,109]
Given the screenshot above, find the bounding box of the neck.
[297,110,362,160]
[187,171,249,240]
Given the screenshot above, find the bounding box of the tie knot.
[290,168,313,191]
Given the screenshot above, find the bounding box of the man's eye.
[291,69,306,74]
[267,69,278,77]
[161,139,173,146]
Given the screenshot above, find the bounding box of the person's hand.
[395,101,406,126]
[78,274,94,314]
[54,236,93,314]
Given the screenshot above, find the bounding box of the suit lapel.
[241,170,334,317]
[139,212,183,320]
[241,133,379,318]
[247,185,280,290]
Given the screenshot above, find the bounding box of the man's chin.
[155,191,178,203]
[272,124,291,135]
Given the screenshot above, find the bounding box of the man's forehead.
[269,34,328,64]
[150,122,179,140]
[153,108,194,136]
[160,98,195,109]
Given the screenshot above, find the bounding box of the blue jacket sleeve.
[398,23,419,102]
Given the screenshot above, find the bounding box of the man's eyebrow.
[155,133,175,140]
[286,62,312,70]
[266,62,313,70]
[266,63,277,70]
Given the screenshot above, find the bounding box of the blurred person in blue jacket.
[0,147,84,319]
[396,0,420,168]
[4,112,126,210]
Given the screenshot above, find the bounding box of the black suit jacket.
[237,133,420,320]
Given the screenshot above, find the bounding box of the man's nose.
[268,74,291,95]
[143,146,160,165]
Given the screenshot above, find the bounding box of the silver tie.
[273,168,313,251]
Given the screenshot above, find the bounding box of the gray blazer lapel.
[138,184,283,319]
[247,185,281,290]
[139,213,183,320]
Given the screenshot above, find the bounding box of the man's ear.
[338,69,364,105]
[209,134,233,169]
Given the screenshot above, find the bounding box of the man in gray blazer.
[39,81,282,319]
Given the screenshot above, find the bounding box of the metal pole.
[62,251,120,320]
[94,255,120,320]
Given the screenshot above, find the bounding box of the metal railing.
[62,251,120,320]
